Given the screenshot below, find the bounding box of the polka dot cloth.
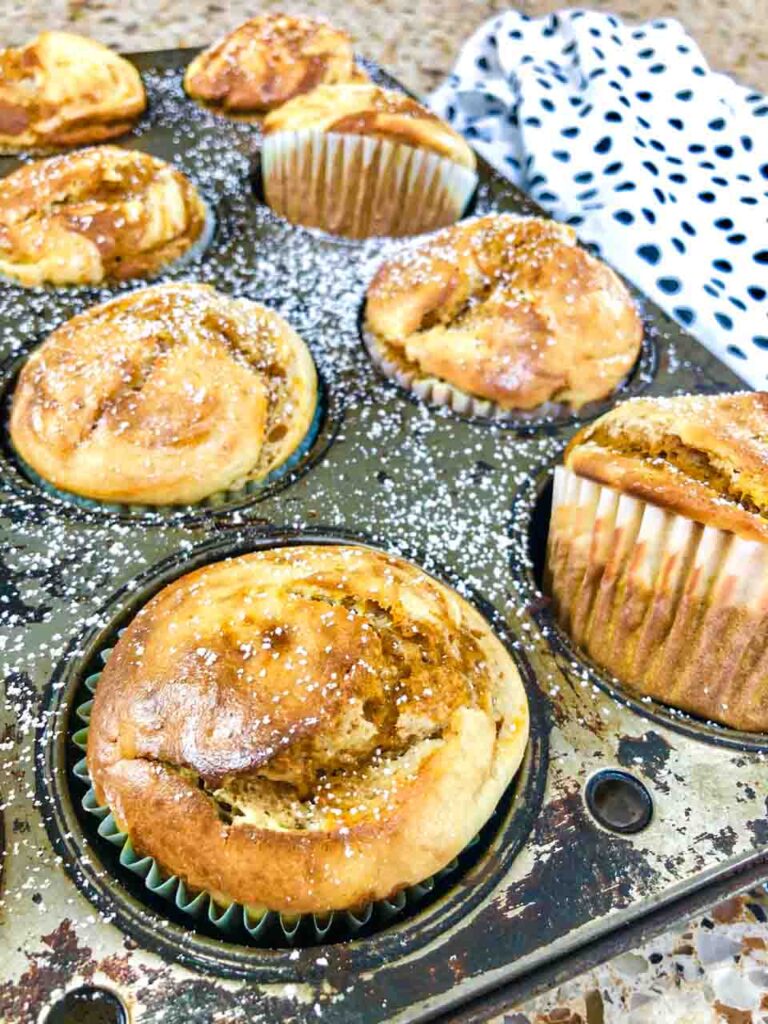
[430,10,768,387]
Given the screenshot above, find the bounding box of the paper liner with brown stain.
[261,129,477,239]
[545,466,768,733]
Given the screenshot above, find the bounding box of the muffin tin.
[1,48,766,1024]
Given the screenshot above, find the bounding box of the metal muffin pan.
[0,49,765,1024]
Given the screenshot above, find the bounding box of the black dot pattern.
[430,9,767,386]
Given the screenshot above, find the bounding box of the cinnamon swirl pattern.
[0,31,145,151]
[10,283,318,506]
[365,214,643,415]
[184,14,365,115]
[86,544,530,914]
[0,146,208,287]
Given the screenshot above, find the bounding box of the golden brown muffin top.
[87,545,529,912]
[263,83,476,170]
[0,31,145,150]
[184,13,365,113]
[0,146,206,286]
[565,392,768,542]
[10,283,318,505]
[365,214,642,411]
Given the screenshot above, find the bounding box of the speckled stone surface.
[1,2,766,1022]
[3,0,766,94]
[494,889,768,1023]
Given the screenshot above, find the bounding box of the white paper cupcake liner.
[262,129,477,239]
[364,326,566,421]
[70,638,470,944]
[545,466,768,732]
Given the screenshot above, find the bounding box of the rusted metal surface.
[0,48,765,1024]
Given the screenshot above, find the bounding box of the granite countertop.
[3,0,766,91]
[4,2,767,1023]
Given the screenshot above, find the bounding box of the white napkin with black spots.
[430,9,767,389]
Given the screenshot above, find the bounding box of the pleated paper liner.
[70,638,474,946]
[261,129,478,239]
[545,465,768,734]
[364,327,604,424]
[11,388,324,517]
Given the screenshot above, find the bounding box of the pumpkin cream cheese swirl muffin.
[0,146,208,287]
[10,283,318,506]
[546,392,768,732]
[262,84,477,238]
[0,31,145,151]
[365,213,643,415]
[184,13,366,116]
[86,544,530,914]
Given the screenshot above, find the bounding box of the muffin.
[545,392,768,732]
[86,544,530,915]
[365,214,643,416]
[0,146,209,287]
[10,283,318,506]
[0,31,145,151]
[184,13,366,116]
[261,83,478,238]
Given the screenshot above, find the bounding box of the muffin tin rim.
[35,526,549,976]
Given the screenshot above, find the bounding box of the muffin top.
[565,392,768,542]
[365,214,642,411]
[263,83,476,170]
[184,13,365,113]
[0,146,207,287]
[86,544,529,913]
[10,283,317,505]
[0,31,145,150]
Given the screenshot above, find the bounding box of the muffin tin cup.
[70,641,478,946]
[261,129,477,239]
[8,386,325,516]
[546,466,768,734]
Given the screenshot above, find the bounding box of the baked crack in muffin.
[365,214,643,415]
[86,545,530,914]
[546,392,768,732]
[0,146,208,287]
[262,84,478,238]
[184,14,366,116]
[0,31,145,151]
[10,282,318,505]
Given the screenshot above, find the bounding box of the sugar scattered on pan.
[0,62,733,984]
